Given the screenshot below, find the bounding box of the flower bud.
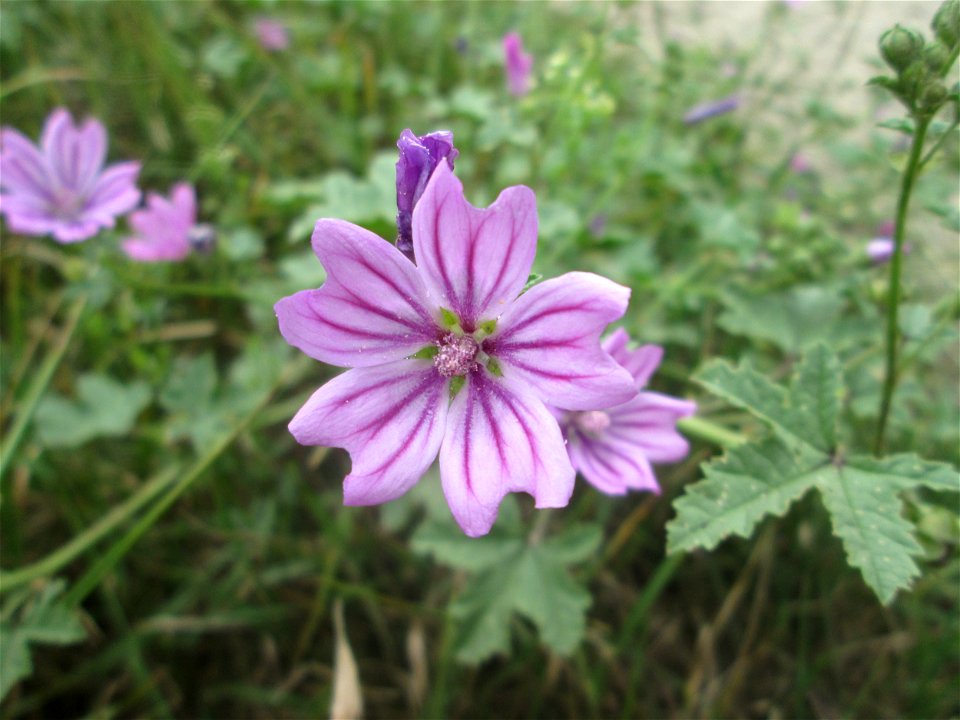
[920,81,948,109]
[923,41,951,73]
[932,0,959,49]
[880,25,925,73]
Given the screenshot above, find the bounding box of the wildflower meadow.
[1,2,958,718]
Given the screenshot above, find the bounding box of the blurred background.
[1,2,957,718]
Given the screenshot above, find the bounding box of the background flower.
[0,107,141,243]
[503,32,533,96]
[121,183,198,262]
[253,17,289,52]
[557,329,696,495]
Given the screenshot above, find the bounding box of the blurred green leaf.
[35,375,151,448]
[0,580,85,701]
[413,498,600,662]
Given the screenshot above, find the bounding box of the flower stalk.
[874,116,930,454]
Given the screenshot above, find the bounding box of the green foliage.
[34,374,151,448]
[412,498,601,662]
[668,345,960,603]
[0,581,85,701]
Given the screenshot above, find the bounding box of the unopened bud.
[921,81,948,109]
[923,41,951,74]
[932,0,960,49]
[880,25,925,73]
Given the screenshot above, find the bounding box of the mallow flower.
[253,17,290,52]
[275,163,636,536]
[503,32,533,97]
[395,129,458,261]
[557,329,696,495]
[122,182,212,262]
[0,107,141,243]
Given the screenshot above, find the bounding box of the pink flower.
[557,330,696,495]
[0,108,141,243]
[790,153,812,173]
[122,183,205,262]
[253,17,290,52]
[275,164,636,536]
[503,32,533,97]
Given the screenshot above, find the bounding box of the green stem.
[0,466,179,593]
[874,117,930,455]
[0,294,87,482]
[678,415,746,448]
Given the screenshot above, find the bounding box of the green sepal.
[439,307,460,330]
[478,318,497,336]
[411,345,439,360]
[449,375,466,400]
[486,358,504,377]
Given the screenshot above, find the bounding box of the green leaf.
[0,580,85,700]
[35,374,151,448]
[412,499,599,662]
[671,344,960,604]
[876,117,915,134]
[717,286,847,354]
[667,437,821,553]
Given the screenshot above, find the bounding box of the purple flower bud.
[790,153,812,173]
[253,17,289,52]
[877,220,895,237]
[682,94,740,125]
[395,129,458,261]
[503,32,533,97]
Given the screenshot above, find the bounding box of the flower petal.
[82,160,141,224]
[289,360,448,505]
[276,218,437,368]
[602,330,664,389]
[439,370,574,537]
[605,392,696,463]
[565,422,660,495]
[491,272,636,410]
[50,117,106,193]
[412,162,536,328]
[1,128,56,204]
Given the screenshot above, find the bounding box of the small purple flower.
[122,182,204,262]
[790,153,812,173]
[557,329,696,495]
[275,163,637,537]
[682,95,740,125]
[503,32,533,97]
[0,108,141,243]
[866,237,912,264]
[395,129,458,260]
[253,17,290,52]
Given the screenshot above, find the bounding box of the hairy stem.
[874,117,930,454]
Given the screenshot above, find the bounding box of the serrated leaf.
[667,437,820,553]
[412,519,522,572]
[672,344,960,604]
[35,374,151,448]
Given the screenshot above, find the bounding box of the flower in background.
[682,94,740,125]
[503,32,533,97]
[275,163,636,537]
[556,329,696,495]
[395,129,458,261]
[0,108,141,243]
[253,17,290,52]
[790,153,812,173]
[866,221,909,264]
[122,183,209,262]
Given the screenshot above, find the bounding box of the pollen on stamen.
[434,333,479,377]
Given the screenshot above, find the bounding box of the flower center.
[433,333,479,377]
[574,410,611,436]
